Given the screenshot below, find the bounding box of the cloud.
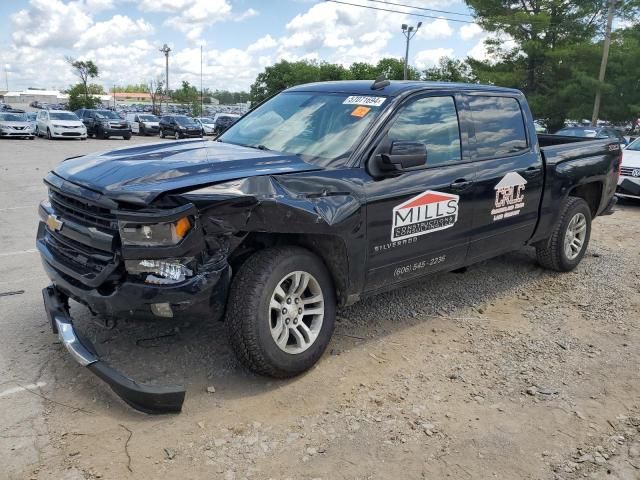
[235,8,258,22]
[11,0,93,48]
[414,48,455,68]
[459,23,483,40]
[416,18,453,40]
[74,15,154,48]
[247,35,278,53]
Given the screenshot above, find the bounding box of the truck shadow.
[54,244,579,417]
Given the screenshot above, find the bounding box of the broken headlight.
[125,258,195,284]
[118,216,192,246]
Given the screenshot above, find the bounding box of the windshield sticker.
[491,172,527,221]
[350,106,371,118]
[391,190,459,241]
[343,96,386,107]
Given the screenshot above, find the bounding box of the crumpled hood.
[52,139,323,205]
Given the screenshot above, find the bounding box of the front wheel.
[226,247,336,378]
[124,134,131,140]
[159,129,164,138]
[536,197,592,272]
[174,131,180,140]
[46,128,52,140]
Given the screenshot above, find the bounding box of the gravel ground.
[0,137,638,480]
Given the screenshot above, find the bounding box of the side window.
[468,96,528,158]
[386,96,462,166]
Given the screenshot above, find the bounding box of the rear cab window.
[468,96,528,159]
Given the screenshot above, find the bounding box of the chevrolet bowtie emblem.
[46,214,64,232]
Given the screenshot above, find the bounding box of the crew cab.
[38,80,621,413]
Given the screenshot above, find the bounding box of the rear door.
[363,94,477,292]
[465,94,544,261]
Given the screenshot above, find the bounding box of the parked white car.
[0,112,35,139]
[125,113,160,136]
[195,117,215,135]
[618,138,640,200]
[36,110,87,140]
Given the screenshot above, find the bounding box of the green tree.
[67,83,104,110]
[422,57,477,83]
[65,57,99,107]
[172,81,202,116]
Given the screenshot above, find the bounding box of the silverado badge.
[46,214,64,232]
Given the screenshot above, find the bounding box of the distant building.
[0,89,69,104]
[112,92,152,103]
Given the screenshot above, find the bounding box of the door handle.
[522,167,542,178]
[450,179,473,190]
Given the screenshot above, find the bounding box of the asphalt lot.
[1,135,639,480]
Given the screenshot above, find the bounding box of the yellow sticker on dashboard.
[351,106,371,118]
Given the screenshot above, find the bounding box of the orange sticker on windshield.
[351,106,371,118]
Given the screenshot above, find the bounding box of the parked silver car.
[0,112,35,139]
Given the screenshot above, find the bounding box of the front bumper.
[43,285,186,413]
[103,127,131,137]
[51,129,87,138]
[0,130,34,137]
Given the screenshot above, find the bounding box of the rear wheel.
[159,129,165,138]
[174,131,180,140]
[124,134,131,140]
[226,246,336,378]
[536,197,592,272]
[46,128,52,140]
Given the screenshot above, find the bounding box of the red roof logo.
[398,191,458,210]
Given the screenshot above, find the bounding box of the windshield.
[50,112,79,121]
[218,92,388,167]
[626,138,640,151]
[139,115,159,122]
[95,110,120,119]
[0,113,25,121]
[556,128,599,138]
[199,117,214,123]
[175,116,197,126]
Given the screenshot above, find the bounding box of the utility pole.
[402,22,422,80]
[591,0,616,126]
[200,45,204,116]
[159,44,171,110]
[4,65,8,91]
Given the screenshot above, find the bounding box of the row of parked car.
[0,109,241,140]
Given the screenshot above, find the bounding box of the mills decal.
[391,190,459,242]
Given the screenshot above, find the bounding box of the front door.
[363,95,477,292]
[465,94,544,261]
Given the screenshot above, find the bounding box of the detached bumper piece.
[42,285,185,414]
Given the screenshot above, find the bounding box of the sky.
[0,0,495,93]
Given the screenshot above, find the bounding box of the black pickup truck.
[38,80,621,413]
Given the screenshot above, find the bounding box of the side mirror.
[377,140,427,172]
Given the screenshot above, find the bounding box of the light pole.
[159,44,171,108]
[402,22,422,80]
[591,0,616,126]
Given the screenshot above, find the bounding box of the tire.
[139,126,145,136]
[159,129,164,138]
[47,128,52,140]
[174,131,180,140]
[226,246,336,378]
[124,134,131,140]
[80,137,86,141]
[29,136,34,140]
[536,197,592,272]
[35,126,39,137]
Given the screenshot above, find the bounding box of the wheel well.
[228,232,350,306]
[569,182,602,217]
